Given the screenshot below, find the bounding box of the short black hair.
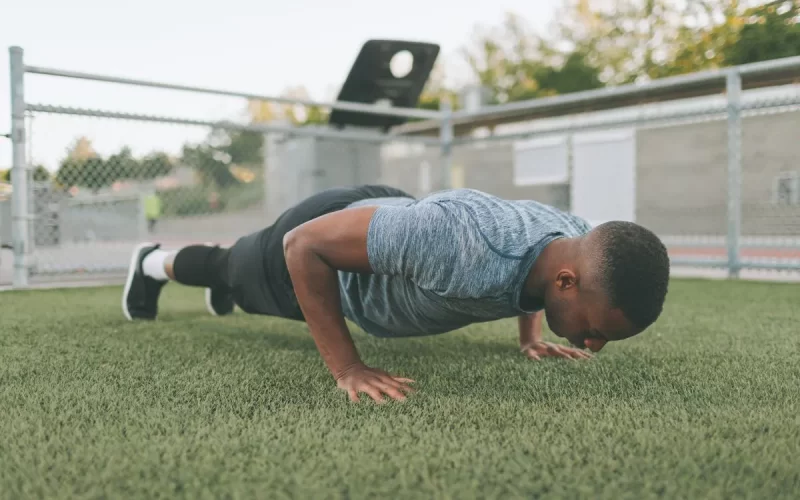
[592,221,670,330]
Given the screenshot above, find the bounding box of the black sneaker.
[203,242,235,316]
[122,242,168,321]
[205,287,235,316]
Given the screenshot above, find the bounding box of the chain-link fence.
[446,79,800,280]
[2,46,447,287]
[5,46,800,288]
[17,113,270,281]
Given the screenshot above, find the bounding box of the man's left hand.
[521,341,592,361]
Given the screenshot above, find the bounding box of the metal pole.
[439,98,453,191]
[726,70,742,279]
[24,65,442,121]
[9,46,29,287]
[264,131,283,222]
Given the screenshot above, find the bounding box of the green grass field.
[1,279,798,499]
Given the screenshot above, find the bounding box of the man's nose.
[584,338,607,352]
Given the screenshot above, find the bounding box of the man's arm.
[518,311,592,360]
[282,206,414,403]
[518,311,544,348]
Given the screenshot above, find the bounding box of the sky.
[0,0,560,172]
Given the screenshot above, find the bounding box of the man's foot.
[122,242,168,321]
[203,242,235,316]
[205,287,235,316]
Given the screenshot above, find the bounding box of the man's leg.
[122,242,235,321]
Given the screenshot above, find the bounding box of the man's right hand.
[336,363,415,403]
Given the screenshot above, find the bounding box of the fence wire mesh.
[5,55,800,288]
[737,86,800,275]
[16,112,268,281]
[450,83,800,279]
[5,110,439,285]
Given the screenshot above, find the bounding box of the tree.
[247,85,330,127]
[1,166,49,182]
[32,165,50,182]
[417,61,460,111]
[181,140,239,188]
[55,140,176,190]
[139,152,174,179]
[66,136,98,161]
[461,11,604,104]
[55,156,109,191]
[724,1,800,65]
[224,130,264,166]
[550,0,690,85]
[105,146,139,181]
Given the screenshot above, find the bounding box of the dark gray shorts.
[227,185,414,320]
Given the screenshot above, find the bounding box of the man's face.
[543,273,639,352]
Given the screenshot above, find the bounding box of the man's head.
[542,221,670,352]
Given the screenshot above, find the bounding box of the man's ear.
[555,269,577,291]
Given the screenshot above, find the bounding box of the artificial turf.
[0,279,798,499]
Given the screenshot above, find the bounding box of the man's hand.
[336,363,415,403]
[521,341,593,361]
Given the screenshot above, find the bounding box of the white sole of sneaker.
[122,242,155,321]
[205,288,218,317]
[203,242,218,316]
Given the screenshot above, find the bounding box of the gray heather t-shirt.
[338,188,592,338]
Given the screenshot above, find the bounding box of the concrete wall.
[381,110,800,238]
[637,110,800,237]
[267,135,384,222]
[381,142,570,212]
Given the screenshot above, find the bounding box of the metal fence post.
[264,131,277,221]
[726,70,742,279]
[439,99,453,191]
[9,46,30,288]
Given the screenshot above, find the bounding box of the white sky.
[0,0,559,172]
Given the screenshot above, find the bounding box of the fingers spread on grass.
[559,348,580,360]
[375,382,407,401]
[348,388,360,403]
[381,376,415,399]
[382,376,415,395]
[524,349,542,361]
[362,384,386,404]
[546,344,562,357]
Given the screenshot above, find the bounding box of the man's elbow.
[283,227,310,261]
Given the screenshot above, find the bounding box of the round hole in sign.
[389,50,414,78]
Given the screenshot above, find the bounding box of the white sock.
[142,249,170,281]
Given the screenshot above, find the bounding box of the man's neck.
[523,238,578,300]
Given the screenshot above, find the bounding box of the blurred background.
[1,0,799,287]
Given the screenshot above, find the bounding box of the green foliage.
[54,146,175,191]
[159,171,264,217]
[180,128,264,190]
[139,152,174,179]
[225,130,264,165]
[32,165,50,182]
[464,1,800,101]
[302,105,330,126]
[462,12,605,105]
[2,165,51,183]
[180,143,238,189]
[724,1,800,65]
[55,156,110,190]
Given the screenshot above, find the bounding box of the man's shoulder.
[419,188,592,236]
